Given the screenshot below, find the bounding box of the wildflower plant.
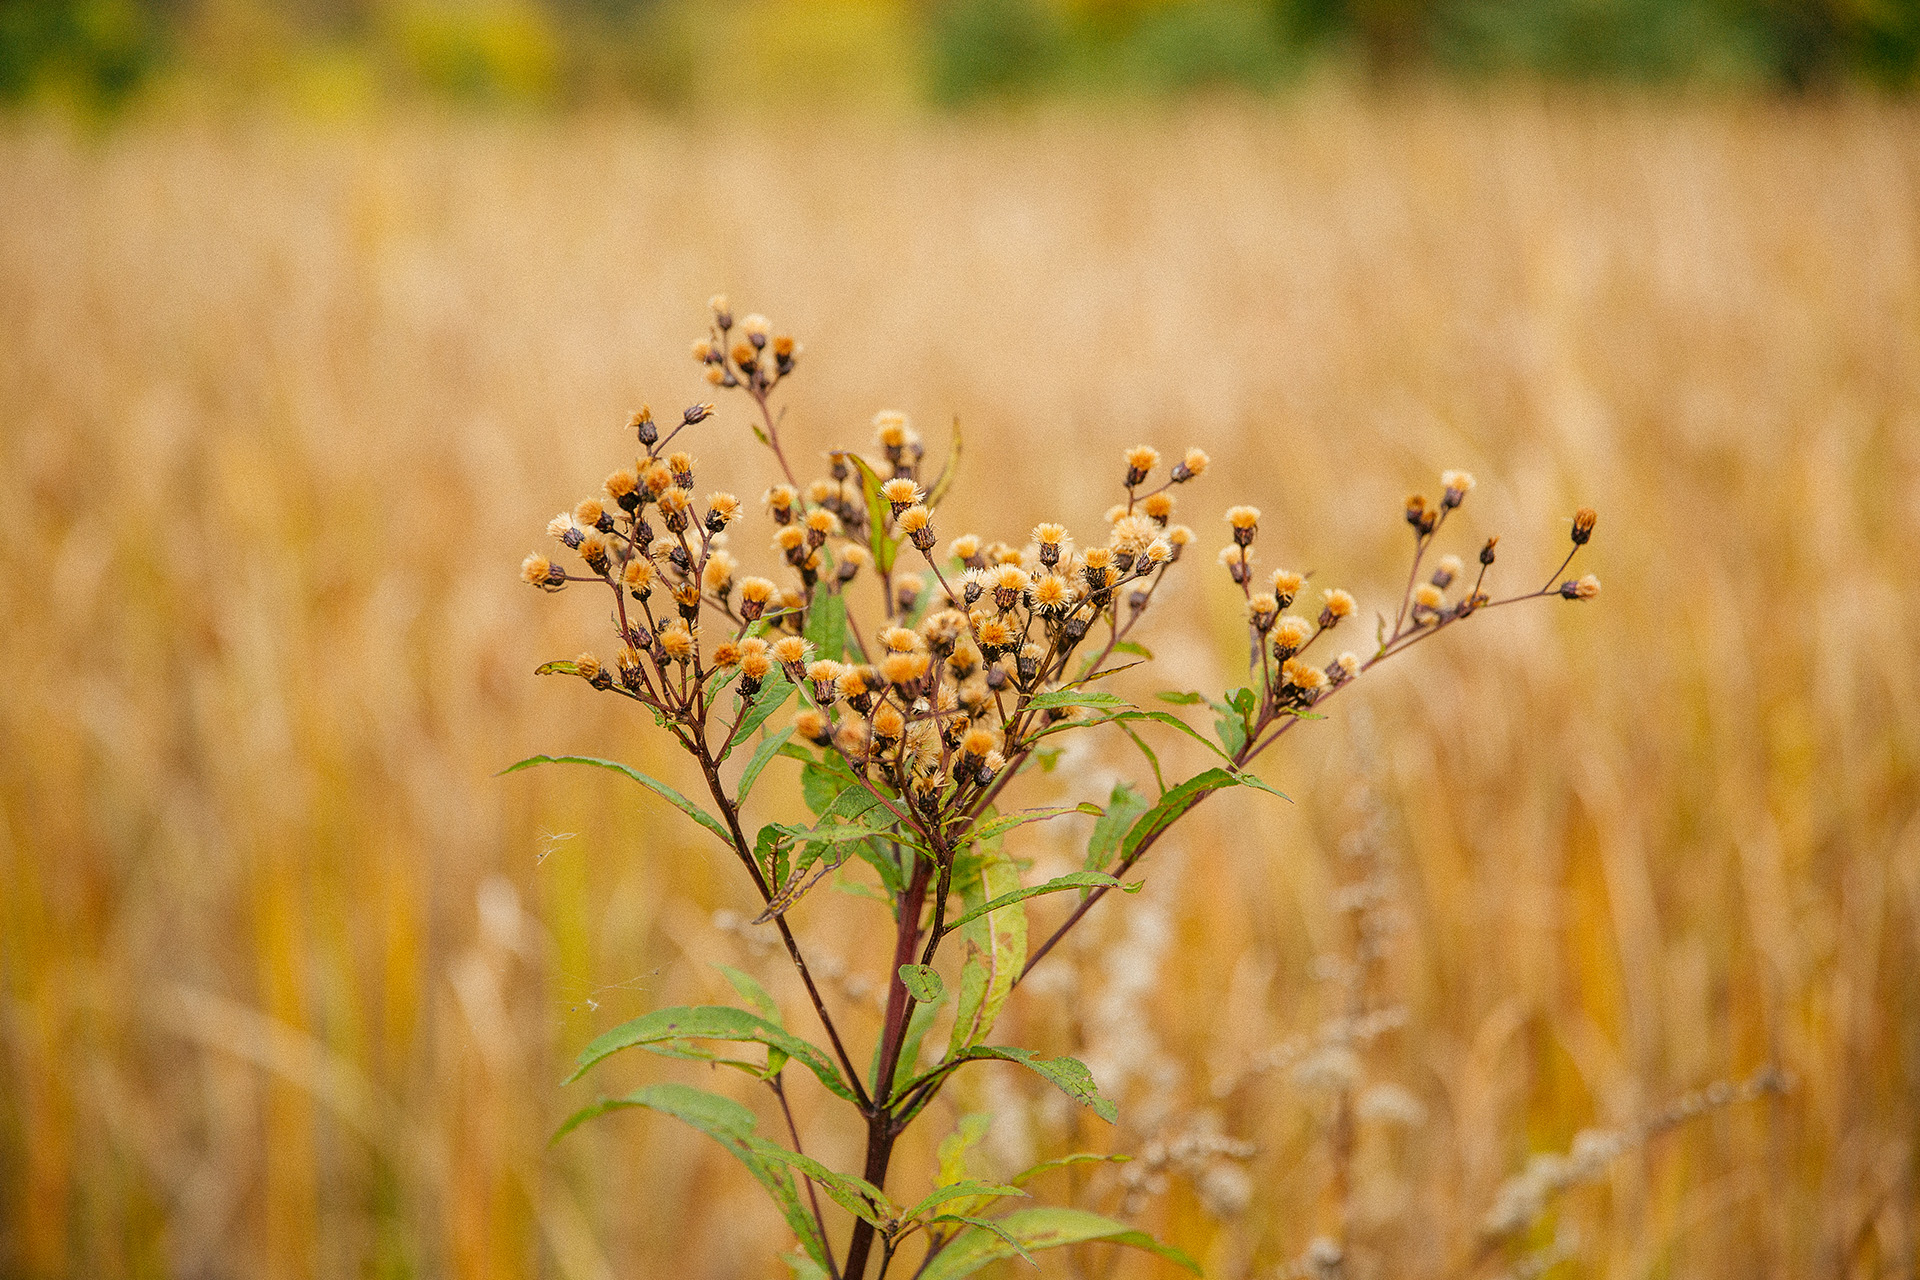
[509,296,1601,1280]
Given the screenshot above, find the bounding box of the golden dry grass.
[2,93,1918,1279]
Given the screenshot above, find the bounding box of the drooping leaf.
[534,659,583,677]
[846,454,901,574]
[1213,699,1250,759]
[738,726,796,802]
[1086,782,1150,872]
[916,1207,1200,1280]
[567,1005,856,1103]
[1111,639,1153,660]
[938,872,1119,935]
[502,755,731,845]
[942,1046,1117,1123]
[553,1083,828,1270]
[900,964,945,1004]
[1156,690,1206,705]
[748,1139,897,1226]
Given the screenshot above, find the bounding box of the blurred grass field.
[2,92,1918,1278]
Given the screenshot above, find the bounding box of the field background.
[3,89,1920,1278]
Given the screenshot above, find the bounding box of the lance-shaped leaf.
[501,755,732,845]
[1026,688,1130,713]
[926,417,963,510]
[944,854,1025,1057]
[714,964,782,1024]
[845,454,901,573]
[958,802,1100,848]
[567,1005,857,1103]
[917,1207,1199,1280]
[1010,1151,1133,1187]
[721,673,794,763]
[938,871,1119,936]
[1086,782,1150,871]
[738,725,795,803]
[936,1113,993,1188]
[1119,766,1246,864]
[905,1181,1026,1223]
[553,1083,828,1271]
[803,590,849,664]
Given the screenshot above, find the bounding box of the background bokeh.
[2,29,1919,1280]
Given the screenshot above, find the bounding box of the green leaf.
[782,1252,829,1280]
[738,726,796,802]
[960,802,1099,848]
[917,1207,1199,1280]
[553,1083,829,1270]
[1107,709,1234,762]
[851,836,908,898]
[534,659,583,677]
[905,1181,1025,1222]
[943,1046,1118,1123]
[1027,688,1129,712]
[748,1140,897,1226]
[1156,690,1205,705]
[568,1005,856,1103]
[939,872,1119,935]
[945,854,1025,1057]
[799,758,855,818]
[900,964,945,1004]
[1213,701,1249,758]
[1086,782,1150,872]
[1112,639,1154,659]
[846,453,901,574]
[714,965,782,1024]
[926,416,963,510]
[936,1113,993,1188]
[1233,769,1290,801]
[1119,767,1244,864]
[889,983,946,1097]
[722,673,794,762]
[1011,1152,1132,1187]
[502,755,731,846]
[803,591,849,664]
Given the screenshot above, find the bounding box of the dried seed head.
[1174,447,1210,481]
[1572,507,1598,545]
[834,667,869,702]
[708,293,731,325]
[1283,658,1328,692]
[764,485,798,523]
[1141,538,1172,567]
[1218,543,1252,584]
[1272,614,1313,657]
[950,534,984,566]
[1405,494,1428,528]
[656,487,690,532]
[1414,583,1445,614]
[705,492,741,531]
[578,534,611,575]
[974,616,1015,657]
[898,505,935,549]
[631,405,658,446]
[1320,589,1356,626]
[1561,573,1601,600]
[1332,651,1360,683]
[712,640,742,668]
[575,652,601,681]
[1248,594,1279,631]
[546,513,578,544]
[1027,573,1072,614]
[623,556,655,597]
[773,526,807,555]
[738,576,776,619]
[989,564,1029,611]
[1269,569,1304,605]
[795,707,831,745]
[522,553,563,590]
[1125,444,1160,485]
[1225,505,1260,547]
[772,334,795,360]
[879,626,921,654]
[739,312,770,342]
[1432,554,1462,589]
[1166,525,1193,554]
[740,647,773,680]
[872,704,906,743]
[773,636,813,667]
[1142,491,1175,523]
[873,411,915,450]
[691,340,715,363]
[1480,535,1499,565]
[643,461,674,496]
[804,507,841,544]
[961,726,998,759]
[604,470,640,511]
[1111,515,1156,556]
[1441,470,1476,508]
[921,609,967,652]
[882,478,924,513]
[879,651,930,687]
[668,452,696,486]
[659,620,695,661]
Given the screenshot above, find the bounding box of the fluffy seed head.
[1322,588,1356,620]
[1334,652,1360,680]
[773,636,812,666]
[804,508,841,538]
[711,640,742,668]
[1142,492,1174,522]
[575,498,606,529]
[1563,573,1601,600]
[1272,615,1313,655]
[1143,538,1173,565]
[1226,505,1260,531]
[950,534,983,563]
[961,727,998,758]
[1125,445,1160,482]
[659,620,694,660]
[879,626,921,654]
[834,668,869,700]
[702,551,735,594]
[873,411,913,449]
[1027,573,1071,614]
[739,577,775,607]
[1572,508,1598,544]
[623,557,654,594]
[575,652,600,680]
[872,704,906,741]
[1181,447,1210,477]
[1033,522,1067,547]
[522,554,555,587]
[668,452,695,482]
[1441,470,1476,507]
[1248,594,1279,629]
[806,660,842,685]
[880,651,931,686]
[740,648,772,680]
[643,462,674,495]
[1081,546,1112,571]
[1414,583,1445,611]
[739,313,770,340]
[1270,569,1304,603]
[604,470,638,501]
[897,505,932,535]
[705,492,741,527]
[773,526,807,553]
[1167,525,1193,547]
[794,707,830,744]
[1283,658,1328,691]
[882,478,924,510]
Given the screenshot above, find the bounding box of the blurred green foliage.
[1,0,1914,112]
